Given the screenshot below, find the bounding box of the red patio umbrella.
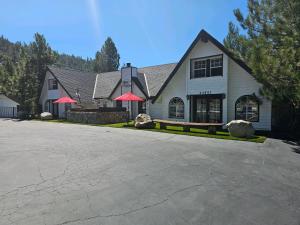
[113,92,144,121]
[113,92,144,101]
[53,96,77,104]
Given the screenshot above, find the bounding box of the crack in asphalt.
[55,183,207,225]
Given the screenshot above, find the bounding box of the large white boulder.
[226,120,255,138]
[40,112,53,120]
[134,114,155,129]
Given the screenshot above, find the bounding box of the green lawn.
[102,121,266,143]
[41,119,266,143]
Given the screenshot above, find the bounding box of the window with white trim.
[48,79,58,90]
[169,97,184,119]
[193,60,206,78]
[235,95,259,122]
[191,55,223,78]
[210,57,223,76]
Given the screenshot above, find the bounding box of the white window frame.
[169,97,184,119]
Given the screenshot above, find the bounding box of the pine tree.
[94,37,120,73]
[28,33,57,112]
[224,0,300,106]
[29,33,57,92]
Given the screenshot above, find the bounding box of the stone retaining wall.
[66,111,129,124]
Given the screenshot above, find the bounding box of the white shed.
[0,94,19,118]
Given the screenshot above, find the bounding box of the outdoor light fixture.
[75,88,81,103]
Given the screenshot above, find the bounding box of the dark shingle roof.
[93,63,177,99]
[93,71,121,99]
[139,63,177,97]
[47,66,97,103]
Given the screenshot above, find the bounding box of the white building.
[40,29,272,130]
[0,94,19,118]
[39,66,97,118]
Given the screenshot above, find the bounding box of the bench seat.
[153,119,224,134]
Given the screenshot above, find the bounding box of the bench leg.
[183,126,190,132]
[160,123,166,129]
[208,126,216,135]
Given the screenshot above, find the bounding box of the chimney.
[121,62,137,94]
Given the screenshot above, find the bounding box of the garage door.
[0,107,17,118]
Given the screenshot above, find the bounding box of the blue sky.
[0,0,247,67]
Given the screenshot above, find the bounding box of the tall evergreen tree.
[0,33,99,114]
[29,33,57,92]
[94,37,120,73]
[224,0,300,107]
[28,33,57,112]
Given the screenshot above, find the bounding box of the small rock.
[41,112,53,120]
[134,114,155,129]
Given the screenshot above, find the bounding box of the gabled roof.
[47,66,97,103]
[93,63,177,99]
[139,63,177,97]
[0,94,19,105]
[93,71,121,99]
[151,29,253,103]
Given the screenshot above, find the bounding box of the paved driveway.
[0,119,300,225]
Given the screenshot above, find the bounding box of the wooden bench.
[153,119,224,134]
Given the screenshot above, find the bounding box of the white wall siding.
[149,101,162,119]
[0,94,19,118]
[227,59,272,130]
[39,72,76,118]
[187,40,227,95]
[0,95,19,107]
[151,37,271,130]
[109,80,147,118]
[158,63,188,121]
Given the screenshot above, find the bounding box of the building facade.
[0,94,19,118]
[40,29,272,130]
[39,66,97,118]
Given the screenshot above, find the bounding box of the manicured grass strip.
[36,119,266,143]
[103,121,266,143]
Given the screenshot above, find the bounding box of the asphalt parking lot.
[0,119,300,225]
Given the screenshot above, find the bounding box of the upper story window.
[48,79,58,90]
[191,55,223,79]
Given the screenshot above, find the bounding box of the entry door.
[52,101,58,117]
[138,101,146,114]
[208,98,222,123]
[195,98,207,122]
[193,96,222,123]
[48,100,59,117]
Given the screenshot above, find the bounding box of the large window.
[191,55,223,78]
[48,79,58,90]
[169,97,184,119]
[235,95,259,122]
[193,96,222,123]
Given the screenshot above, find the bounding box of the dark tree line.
[0,34,120,114]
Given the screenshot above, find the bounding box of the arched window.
[235,95,259,122]
[169,97,184,119]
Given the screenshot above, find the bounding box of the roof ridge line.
[139,62,178,69]
[49,65,97,75]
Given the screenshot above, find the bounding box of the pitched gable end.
[151,29,253,103]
